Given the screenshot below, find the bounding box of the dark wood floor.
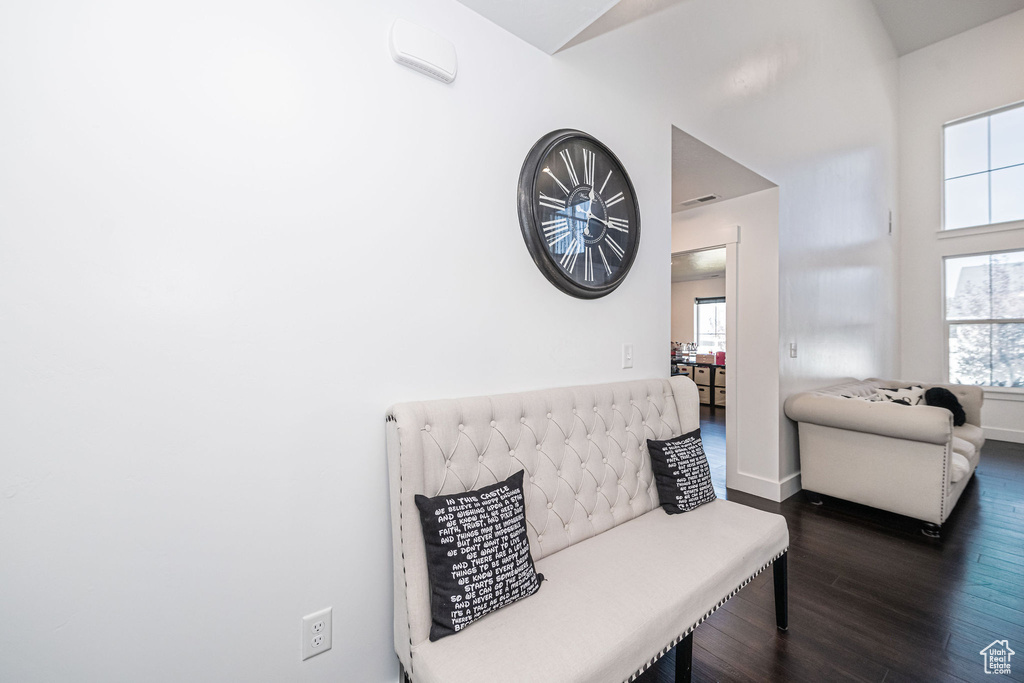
[699,404,726,496]
[638,431,1024,682]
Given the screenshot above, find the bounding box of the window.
[945,250,1024,387]
[695,297,726,353]
[943,102,1024,230]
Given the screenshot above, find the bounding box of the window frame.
[694,296,726,354]
[941,99,1024,235]
[942,247,1024,393]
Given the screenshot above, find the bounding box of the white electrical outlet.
[622,343,634,369]
[302,607,332,661]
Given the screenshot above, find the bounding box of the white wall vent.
[389,19,458,84]
[679,194,721,207]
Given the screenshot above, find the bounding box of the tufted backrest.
[385,377,699,659]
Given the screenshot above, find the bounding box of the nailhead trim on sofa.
[625,549,789,682]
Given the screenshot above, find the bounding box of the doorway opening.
[671,247,727,492]
[670,125,776,498]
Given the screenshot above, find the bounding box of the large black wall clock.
[517,129,641,299]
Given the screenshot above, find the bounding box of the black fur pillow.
[924,387,966,426]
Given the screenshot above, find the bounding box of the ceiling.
[458,0,1024,57]
[561,0,689,51]
[869,0,1024,55]
[455,0,622,54]
[671,126,775,212]
[671,248,725,282]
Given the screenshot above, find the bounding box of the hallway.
[698,404,726,497]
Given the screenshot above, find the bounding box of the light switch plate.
[622,343,634,369]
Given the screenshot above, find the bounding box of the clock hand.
[579,154,602,238]
[581,181,602,236]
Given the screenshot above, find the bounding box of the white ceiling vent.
[679,194,721,208]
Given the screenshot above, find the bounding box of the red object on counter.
[715,351,726,365]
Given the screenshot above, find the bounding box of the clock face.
[517,130,641,299]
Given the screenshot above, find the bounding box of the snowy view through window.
[946,250,1024,387]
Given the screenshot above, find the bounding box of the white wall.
[0,0,899,680]
[670,278,726,344]
[899,9,1024,443]
[633,0,901,495]
[661,0,900,497]
[0,3,670,682]
[772,20,902,486]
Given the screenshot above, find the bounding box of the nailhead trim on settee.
[625,549,789,683]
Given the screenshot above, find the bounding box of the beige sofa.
[386,377,789,683]
[785,378,984,537]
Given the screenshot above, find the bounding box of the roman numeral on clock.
[583,150,596,187]
[598,245,612,275]
[607,216,629,233]
[539,192,565,210]
[605,191,624,208]
[543,217,570,246]
[584,247,594,281]
[568,245,582,272]
[560,238,582,271]
[543,168,570,195]
[560,149,579,186]
[542,217,568,233]
[606,235,625,259]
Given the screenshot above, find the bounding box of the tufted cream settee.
[386,377,789,683]
[785,378,985,537]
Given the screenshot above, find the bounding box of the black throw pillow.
[414,470,542,641]
[925,387,966,426]
[646,429,717,514]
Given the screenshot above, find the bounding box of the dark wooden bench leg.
[674,631,693,683]
[921,522,941,539]
[773,553,788,631]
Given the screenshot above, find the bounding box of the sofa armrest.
[784,393,953,445]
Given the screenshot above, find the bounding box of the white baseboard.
[984,426,1024,444]
[779,472,803,500]
[727,470,801,502]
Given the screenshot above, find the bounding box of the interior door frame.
[672,225,739,490]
